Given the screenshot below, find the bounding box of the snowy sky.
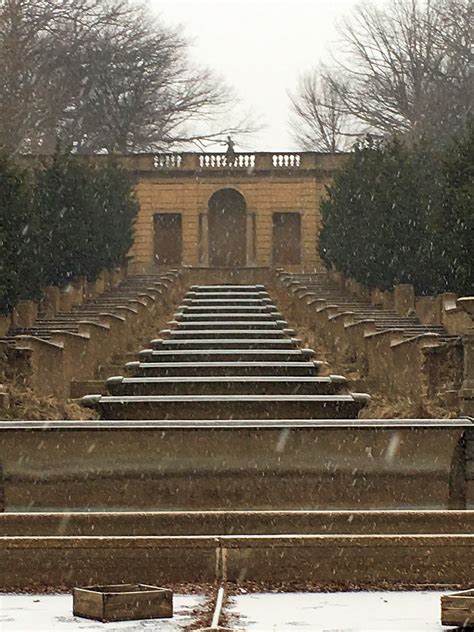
[150,0,387,151]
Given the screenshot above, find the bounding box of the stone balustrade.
[117,151,345,173]
[199,153,256,169]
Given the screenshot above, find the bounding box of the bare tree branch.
[290,0,472,147]
[289,69,359,151]
[0,0,256,153]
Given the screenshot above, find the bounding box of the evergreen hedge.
[0,153,138,315]
[319,125,473,296]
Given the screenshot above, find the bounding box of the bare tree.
[62,6,239,153]
[426,0,473,135]
[289,69,356,152]
[290,0,472,147]
[0,0,252,154]
[0,0,134,152]
[334,0,472,137]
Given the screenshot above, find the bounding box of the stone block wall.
[129,174,331,272]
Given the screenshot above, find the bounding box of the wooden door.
[153,213,182,265]
[272,212,301,265]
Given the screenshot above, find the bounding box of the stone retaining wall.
[0,533,472,590]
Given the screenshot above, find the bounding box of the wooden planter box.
[441,589,474,627]
[73,584,173,622]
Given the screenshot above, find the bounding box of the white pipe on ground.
[210,585,225,630]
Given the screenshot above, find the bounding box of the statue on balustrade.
[224,135,236,166]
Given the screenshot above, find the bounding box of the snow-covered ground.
[0,593,203,631]
[229,590,454,631]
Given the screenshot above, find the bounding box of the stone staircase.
[278,271,458,343]
[0,281,472,590]
[81,284,369,420]
[0,270,183,399]
[274,271,466,404]
[6,271,180,342]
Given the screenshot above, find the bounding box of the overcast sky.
[150,0,386,151]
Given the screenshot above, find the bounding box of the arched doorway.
[208,188,247,267]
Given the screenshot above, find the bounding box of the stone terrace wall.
[116,152,347,273]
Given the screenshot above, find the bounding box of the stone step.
[97,363,131,379]
[125,361,322,377]
[386,327,447,334]
[90,292,157,300]
[86,298,148,305]
[67,308,136,315]
[81,393,370,420]
[190,285,265,292]
[11,325,79,334]
[138,348,315,363]
[152,338,300,350]
[39,314,108,321]
[180,305,277,313]
[35,314,114,323]
[182,298,273,306]
[171,320,288,330]
[160,328,295,339]
[105,375,347,396]
[349,312,405,318]
[70,380,108,398]
[175,312,282,322]
[186,291,270,300]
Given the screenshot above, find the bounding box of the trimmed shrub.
[0,153,42,313]
[320,128,473,295]
[0,151,138,315]
[437,122,474,294]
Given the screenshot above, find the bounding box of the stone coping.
[3,509,472,517]
[1,534,474,549]
[1,419,472,431]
